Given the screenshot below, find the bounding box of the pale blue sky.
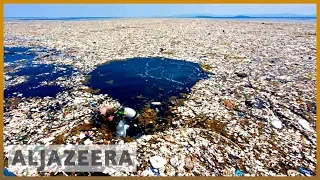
[4,4,316,17]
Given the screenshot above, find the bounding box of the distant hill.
[233,15,251,18]
[195,15,251,18]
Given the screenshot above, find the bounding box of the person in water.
[97,105,141,138]
[99,105,116,122]
[95,105,117,133]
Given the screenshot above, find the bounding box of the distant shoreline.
[4,17,316,24]
[193,16,316,19]
[4,16,316,20]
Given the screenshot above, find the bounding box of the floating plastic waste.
[79,132,86,140]
[235,169,244,176]
[298,119,313,132]
[151,102,162,106]
[287,169,300,176]
[90,101,97,107]
[74,97,86,104]
[85,131,94,138]
[4,168,16,176]
[297,167,315,176]
[84,139,93,145]
[267,109,283,129]
[149,156,167,169]
[238,112,245,117]
[3,18,317,177]
[150,166,161,176]
[271,119,283,129]
[116,120,130,137]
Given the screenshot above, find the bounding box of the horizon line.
[4,15,317,18]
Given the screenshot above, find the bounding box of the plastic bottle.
[298,167,315,176]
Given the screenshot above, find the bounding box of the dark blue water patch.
[88,57,208,110]
[4,47,36,63]
[4,46,31,53]
[5,64,76,98]
[4,46,77,99]
[14,64,55,76]
[4,46,60,63]
[5,86,65,99]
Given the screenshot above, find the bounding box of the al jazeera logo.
[6,144,137,172]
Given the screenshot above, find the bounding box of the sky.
[4,4,317,18]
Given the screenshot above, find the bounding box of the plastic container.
[298,167,315,176]
[124,107,136,118]
[4,168,16,176]
[116,120,130,137]
[235,169,244,176]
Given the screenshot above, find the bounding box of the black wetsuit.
[92,112,117,132]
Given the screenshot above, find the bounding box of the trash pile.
[4,89,120,146]
[4,19,316,176]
